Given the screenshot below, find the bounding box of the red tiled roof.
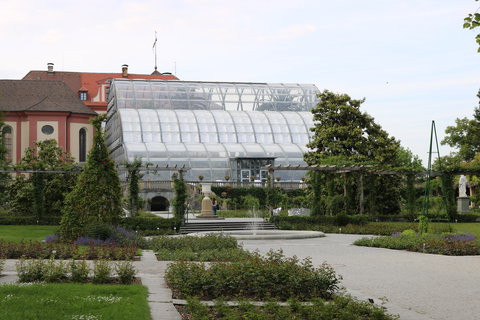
[0,80,97,115]
[23,70,179,109]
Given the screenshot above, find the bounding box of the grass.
[0,283,151,320]
[0,225,57,242]
[452,223,480,238]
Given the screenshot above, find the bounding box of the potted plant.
[198,175,204,181]
[224,175,230,181]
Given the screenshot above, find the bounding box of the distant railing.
[135,180,306,191]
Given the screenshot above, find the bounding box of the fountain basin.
[187,230,325,240]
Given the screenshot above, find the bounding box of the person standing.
[212,198,218,215]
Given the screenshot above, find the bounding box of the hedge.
[119,216,175,232]
[0,215,61,225]
[272,214,370,227]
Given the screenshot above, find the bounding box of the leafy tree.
[60,115,122,241]
[125,158,143,217]
[304,90,402,216]
[464,0,480,52]
[0,115,10,209]
[305,90,399,165]
[8,140,77,219]
[172,171,188,227]
[442,90,480,161]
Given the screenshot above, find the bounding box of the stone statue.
[459,175,468,197]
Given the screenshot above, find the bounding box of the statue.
[459,175,468,197]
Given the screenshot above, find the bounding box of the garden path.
[241,234,480,320]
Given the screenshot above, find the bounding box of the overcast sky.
[1,0,479,165]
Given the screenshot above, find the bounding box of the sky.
[0,0,479,165]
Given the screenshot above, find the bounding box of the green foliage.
[166,250,341,301]
[0,117,10,208]
[305,90,399,165]
[69,259,89,282]
[240,194,260,209]
[115,261,137,284]
[119,216,175,234]
[464,2,480,52]
[184,295,397,320]
[418,215,430,234]
[440,173,456,220]
[7,140,77,219]
[92,260,113,284]
[60,115,122,241]
[125,158,143,217]
[442,90,480,161]
[354,233,480,255]
[0,216,61,226]
[149,234,252,261]
[172,171,188,226]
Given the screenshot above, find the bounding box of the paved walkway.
[241,234,480,320]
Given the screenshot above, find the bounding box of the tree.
[305,90,399,165]
[60,115,122,241]
[0,115,10,209]
[172,171,188,228]
[125,158,143,217]
[464,0,480,52]
[442,90,480,161]
[6,140,77,219]
[304,90,402,216]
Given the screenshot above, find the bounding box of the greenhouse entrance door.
[231,157,275,182]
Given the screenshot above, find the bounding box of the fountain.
[189,206,325,240]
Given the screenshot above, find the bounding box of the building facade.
[106,79,320,182]
[0,80,97,163]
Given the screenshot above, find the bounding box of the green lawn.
[0,283,151,320]
[451,223,480,238]
[0,225,57,242]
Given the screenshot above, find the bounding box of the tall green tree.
[442,89,480,161]
[0,115,10,209]
[172,171,188,228]
[7,140,76,219]
[464,0,480,52]
[60,115,122,241]
[304,90,401,216]
[125,158,143,217]
[304,90,399,165]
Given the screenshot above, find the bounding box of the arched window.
[79,128,86,162]
[2,126,13,163]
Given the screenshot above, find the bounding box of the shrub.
[354,233,480,255]
[16,258,47,282]
[92,260,112,284]
[0,259,4,274]
[44,258,68,282]
[115,261,137,284]
[69,259,89,282]
[120,216,175,233]
[401,229,416,237]
[166,250,341,301]
[184,295,397,320]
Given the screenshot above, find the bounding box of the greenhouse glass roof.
[106,80,319,181]
[108,79,319,111]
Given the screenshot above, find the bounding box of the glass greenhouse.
[106,80,320,181]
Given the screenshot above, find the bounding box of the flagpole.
[153,31,158,71]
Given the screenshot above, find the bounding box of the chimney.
[121,64,128,77]
[47,63,54,73]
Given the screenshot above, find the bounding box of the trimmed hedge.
[119,216,175,232]
[272,214,370,227]
[0,216,61,225]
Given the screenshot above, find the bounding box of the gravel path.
[241,234,480,320]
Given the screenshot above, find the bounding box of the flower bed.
[0,240,138,260]
[15,258,137,284]
[166,250,340,301]
[150,234,252,261]
[180,296,397,320]
[354,232,480,255]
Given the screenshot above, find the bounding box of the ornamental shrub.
[60,115,122,241]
